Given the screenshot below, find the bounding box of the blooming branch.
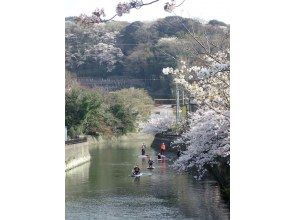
[173,110,230,179]
[76,0,186,25]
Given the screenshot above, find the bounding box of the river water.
[65,139,229,220]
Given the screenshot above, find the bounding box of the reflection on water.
[65,140,229,220]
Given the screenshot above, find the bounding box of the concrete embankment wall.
[65,137,99,171]
[65,133,154,171]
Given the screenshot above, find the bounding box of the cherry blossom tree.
[140,111,176,134]
[83,43,123,72]
[162,49,230,114]
[159,16,230,180]
[65,21,124,72]
[162,46,230,179]
[172,109,229,179]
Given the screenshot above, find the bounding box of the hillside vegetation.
[65,16,229,97]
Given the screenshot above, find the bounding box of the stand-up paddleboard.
[131,173,142,177]
[138,155,148,158]
[130,172,152,177]
[158,155,168,160]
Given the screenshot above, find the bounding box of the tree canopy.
[65,16,229,98]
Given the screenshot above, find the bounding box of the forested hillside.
[65,16,229,97]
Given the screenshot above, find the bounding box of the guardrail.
[65,137,87,145]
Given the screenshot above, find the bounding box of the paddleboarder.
[141,143,146,155]
[133,164,141,175]
[160,142,166,155]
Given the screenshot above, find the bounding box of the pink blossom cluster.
[76,13,104,25]
[164,0,176,12]
[173,110,230,179]
[140,113,175,134]
[116,1,144,16]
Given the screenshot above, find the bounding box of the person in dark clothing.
[141,143,146,155]
[157,153,162,159]
[148,157,154,168]
[177,149,181,157]
[133,164,141,175]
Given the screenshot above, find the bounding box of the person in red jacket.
[160,142,166,155]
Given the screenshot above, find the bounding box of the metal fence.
[77,77,152,91]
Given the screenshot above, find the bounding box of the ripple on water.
[66,143,230,220]
[66,195,183,220]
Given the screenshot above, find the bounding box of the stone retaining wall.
[65,137,99,171]
[65,142,90,171]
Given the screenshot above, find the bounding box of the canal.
[65,138,229,219]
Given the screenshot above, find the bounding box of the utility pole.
[176,84,180,124]
[65,126,67,141]
[182,90,185,121]
[182,90,185,106]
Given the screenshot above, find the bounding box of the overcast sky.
[64,0,230,24]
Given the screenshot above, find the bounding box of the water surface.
[65,140,229,220]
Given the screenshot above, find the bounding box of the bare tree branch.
[142,0,161,6]
[102,14,118,22]
[78,0,188,25]
[172,13,222,64]
[175,0,186,7]
[84,0,163,24]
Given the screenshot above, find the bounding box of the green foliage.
[117,21,147,54]
[65,86,153,138]
[150,16,202,38]
[67,126,83,139]
[208,19,228,27]
[65,88,102,136]
[104,20,129,32]
[111,88,154,121]
[110,103,136,134]
[65,88,85,130]
[65,16,229,98]
[65,16,225,79]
